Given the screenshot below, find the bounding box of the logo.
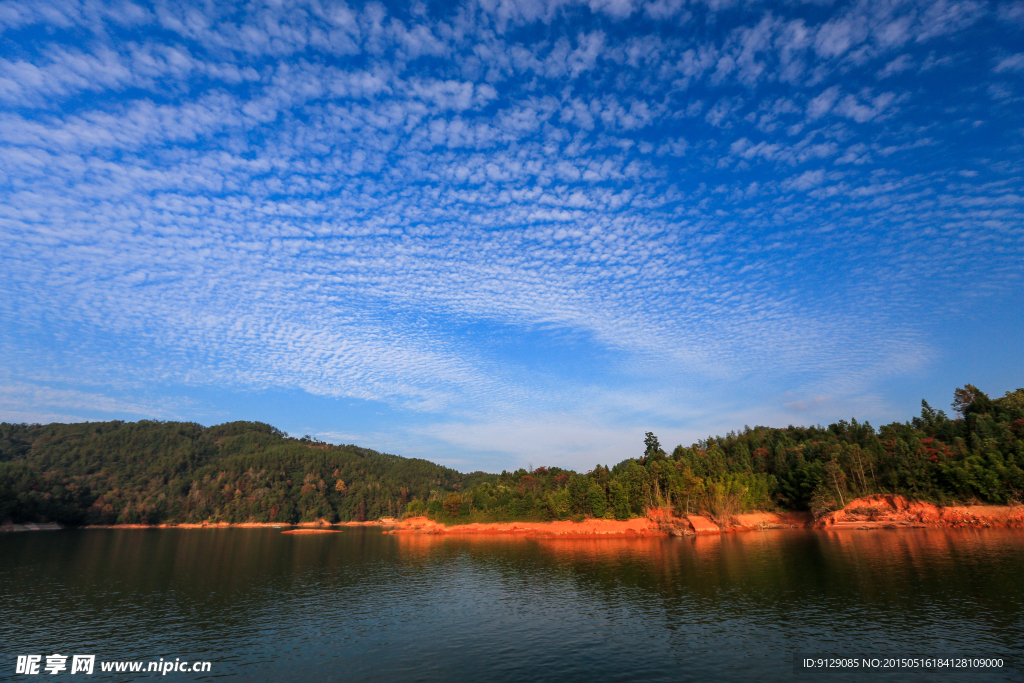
[16,655,94,675]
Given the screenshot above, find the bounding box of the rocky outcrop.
[647,509,812,535]
[815,495,1024,530]
[296,518,334,527]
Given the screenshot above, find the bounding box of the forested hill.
[2,384,1023,526]
[0,420,493,525]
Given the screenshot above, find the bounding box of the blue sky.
[1,0,1022,472]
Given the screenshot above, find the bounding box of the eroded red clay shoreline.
[388,496,1024,537]
[69,496,1024,536]
[386,510,809,538]
[816,495,1024,530]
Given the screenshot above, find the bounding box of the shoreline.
[814,495,1024,530]
[385,495,1024,538]
[385,510,810,538]
[75,518,400,530]
[6,497,1023,536]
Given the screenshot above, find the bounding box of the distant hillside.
[0,420,493,525]
[2,384,1022,526]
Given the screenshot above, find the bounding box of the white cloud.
[999,2,1024,26]
[833,91,895,122]
[643,0,687,21]
[877,54,913,78]
[995,53,1024,72]
[915,0,986,42]
[783,395,830,412]
[0,0,1021,466]
[806,85,840,119]
[815,16,868,58]
[783,169,825,191]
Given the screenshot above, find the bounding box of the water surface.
[2,528,1022,681]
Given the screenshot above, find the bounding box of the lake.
[2,527,1022,682]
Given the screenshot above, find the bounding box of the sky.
[1,0,1022,472]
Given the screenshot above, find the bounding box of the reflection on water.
[2,528,1022,682]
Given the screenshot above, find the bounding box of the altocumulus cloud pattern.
[1,0,1022,469]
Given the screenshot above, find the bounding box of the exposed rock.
[816,495,1024,530]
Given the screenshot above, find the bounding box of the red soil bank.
[385,510,812,538]
[816,495,1024,530]
[386,516,663,537]
[387,500,1024,538]
[81,499,1024,535]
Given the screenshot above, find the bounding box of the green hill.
[0,420,492,525]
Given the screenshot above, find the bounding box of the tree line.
[1,385,1022,526]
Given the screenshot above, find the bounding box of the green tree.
[644,432,665,460]
[823,459,847,508]
[996,388,1024,411]
[953,384,981,417]
[587,483,608,517]
[443,492,462,517]
[610,481,629,520]
[809,483,837,519]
